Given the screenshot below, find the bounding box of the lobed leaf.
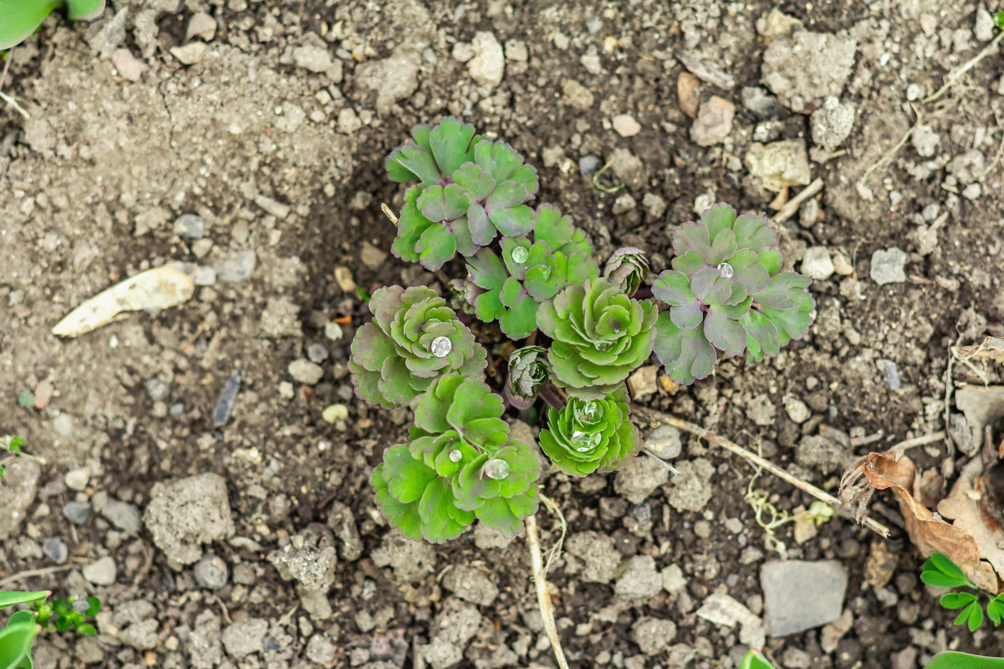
[429,117,478,177]
[0,594,48,611]
[653,312,716,385]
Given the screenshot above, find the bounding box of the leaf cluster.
[0,591,100,669]
[0,437,24,478]
[738,648,1004,669]
[653,203,814,384]
[538,387,640,476]
[922,552,1004,632]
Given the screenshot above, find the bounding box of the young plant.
[921,552,1004,631]
[355,116,818,544]
[371,372,541,542]
[386,117,539,270]
[0,0,105,50]
[464,204,599,338]
[348,285,487,409]
[652,203,814,384]
[739,648,1004,669]
[0,437,25,478]
[0,591,101,669]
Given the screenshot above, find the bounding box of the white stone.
[800,246,834,280]
[170,42,208,66]
[468,32,505,89]
[64,468,90,491]
[613,114,642,137]
[870,247,907,285]
[784,396,811,424]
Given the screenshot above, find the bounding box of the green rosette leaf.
[539,389,640,476]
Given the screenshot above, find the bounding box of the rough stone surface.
[194,554,229,589]
[424,598,482,669]
[371,532,436,582]
[615,555,663,599]
[912,124,940,157]
[261,296,303,338]
[690,96,735,146]
[288,358,324,385]
[761,31,857,110]
[0,459,40,541]
[468,32,505,89]
[870,247,907,285]
[696,592,766,649]
[645,425,682,460]
[306,635,337,665]
[614,455,670,504]
[442,565,499,606]
[75,638,104,664]
[613,114,642,137]
[96,495,142,535]
[188,611,222,669]
[327,501,363,561]
[784,396,812,424]
[663,458,715,511]
[761,560,847,636]
[796,435,850,474]
[355,47,421,114]
[811,97,855,151]
[269,523,337,592]
[662,564,687,595]
[801,246,834,280]
[566,531,621,583]
[83,556,118,585]
[745,140,812,192]
[609,148,645,189]
[121,619,159,649]
[143,473,235,565]
[112,48,148,82]
[632,617,677,656]
[222,619,268,659]
[561,79,594,111]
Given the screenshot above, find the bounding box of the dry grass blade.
[923,31,1004,104]
[632,405,892,538]
[538,494,567,576]
[526,514,569,669]
[381,202,399,225]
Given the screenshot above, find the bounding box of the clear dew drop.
[431,336,452,358]
[717,262,734,279]
[449,449,462,463]
[483,458,510,480]
[511,246,529,264]
[570,429,601,452]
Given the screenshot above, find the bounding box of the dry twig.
[0,565,75,588]
[923,31,1004,104]
[381,203,398,225]
[771,178,824,225]
[525,514,569,669]
[631,405,892,538]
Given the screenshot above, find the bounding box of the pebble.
[173,214,205,239]
[360,241,388,269]
[324,322,344,341]
[83,556,118,585]
[145,378,170,401]
[962,183,982,200]
[62,502,91,526]
[64,468,90,491]
[645,425,682,459]
[690,96,735,147]
[614,456,669,504]
[468,32,505,89]
[810,97,855,152]
[102,499,143,535]
[613,114,642,137]
[170,42,208,66]
[322,404,349,423]
[289,359,324,385]
[800,246,834,280]
[307,343,329,363]
[612,193,637,215]
[615,556,663,599]
[579,155,601,175]
[761,560,847,636]
[293,44,334,74]
[741,87,785,120]
[912,124,940,158]
[87,8,127,56]
[869,247,907,285]
[677,73,701,118]
[799,198,819,227]
[214,371,242,427]
[784,396,811,424]
[254,195,290,220]
[194,554,229,589]
[975,6,995,41]
[875,359,901,390]
[919,14,937,35]
[745,139,812,191]
[43,537,68,564]
[214,249,256,282]
[186,13,217,41]
[111,48,148,82]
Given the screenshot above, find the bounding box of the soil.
[3,0,1004,668]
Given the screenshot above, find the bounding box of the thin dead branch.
[923,31,1004,104]
[525,514,569,669]
[771,178,823,225]
[381,203,399,225]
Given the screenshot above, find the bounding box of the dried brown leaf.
[955,336,1004,364]
[861,451,999,593]
[938,457,1004,593]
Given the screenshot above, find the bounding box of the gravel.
[870,247,907,285]
[796,435,850,474]
[261,297,304,338]
[761,560,848,636]
[800,246,834,280]
[173,214,205,239]
[614,455,670,504]
[371,532,436,582]
[268,524,338,592]
[690,96,735,146]
[0,459,40,541]
[761,31,857,111]
[42,537,68,564]
[810,97,855,151]
[62,502,91,525]
[194,554,230,589]
[565,531,621,583]
[214,249,257,282]
[613,114,642,137]
[442,565,499,606]
[222,619,268,659]
[745,139,812,191]
[121,619,159,650]
[632,617,677,655]
[188,611,223,669]
[288,359,324,385]
[83,556,117,585]
[143,473,235,565]
[615,555,663,599]
[424,598,482,669]
[663,458,715,512]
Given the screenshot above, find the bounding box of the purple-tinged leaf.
[732,212,776,253]
[671,250,707,278]
[673,221,737,265]
[758,248,783,276]
[756,272,813,309]
[430,117,477,176]
[499,278,539,339]
[415,224,457,271]
[447,216,477,257]
[489,204,536,237]
[758,293,815,346]
[468,248,508,291]
[418,478,469,543]
[452,163,496,202]
[704,307,748,356]
[690,267,732,305]
[727,249,770,294]
[392,187,435,263]
[653,312,717,385]
[510,164,539,199]
[467,204,496,246]
[474,140,524,183]
[411,124,432,152]
[701,202,736,245]
[741,310,780,362]
[417,184,471,222]
[388,142,441,186]
[652,270,696,306]
[670,302,703,329]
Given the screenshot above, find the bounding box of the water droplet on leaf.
[483,458,510,480]
[449,449,462,462]
[511,246,529,264]
[570,429,601,452]
[431,336,452,357]
[717,262,733,279]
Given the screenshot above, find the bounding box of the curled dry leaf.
[52,267,195,338]
[844,450,1000,593]
[954,336,1004,364]
[938,457,1004,593]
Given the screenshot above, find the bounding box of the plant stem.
[631,405,893,539]
[525,514,569,669]
[538,383,565,410]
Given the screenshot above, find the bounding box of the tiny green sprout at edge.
[997,10,1004,29]
[356,286,372,302]
[740,648,1004,669]
[0,0,107,51]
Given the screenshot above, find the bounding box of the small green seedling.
[740,648,1004,669]
[921,552,1004,631]
[0,1,106,51]
[0,437,26,478]
[33,596,99,636]
[0,591,101,669]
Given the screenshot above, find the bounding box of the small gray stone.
[75,637,104,664]
[615,555,663,599]
[442,565,499,606]
[800,246,834,280]
[143,473,235,566]
[222,619,268,659]
[194,554,229,589]
[268,524,337,592]
[912,124,940,158]
[0,459,39,541]
[876,359,901,390]
[761,560,847,636]
[288,359,324,385]
[579,155,601,175]
[614,455,670,504]
[612,193,637,215]
[214,249,256,282]
[632,617,677,656]
[188,611,222,669]
[690,96,735,146]
[64,468,90,491]
[662,564,687,594]
[663,458,715,512]
[43,538,68,564]
[121,619,159,650]
[101,499,142,535]
[186,12,217,41]
[261,297,303,339]
[293,44,334,73]
[371,532,436,582]
[645,425,682,459]
[307,343,329,363]
[83,556,117,585]
[360,241,388,269]
[355,47,421,115]
[468,32,505,89]
[566,531,620,583]
[306,635,337,665]
[171,42,208,65]
[784,396,811,424]
[761,31,857,110]
[173,214,205,239]
[327,501,363,562]
[145,378,170,401]
[424,598,482,669]
[870,247,907,285]
[63,502,91,526]
[976,6,996,41]
[745,140,811,191]
[609,148,645,189]
[87,8,128,57]
[796,435,849,474]
[741,87,785,119]
[810,97,855,152]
